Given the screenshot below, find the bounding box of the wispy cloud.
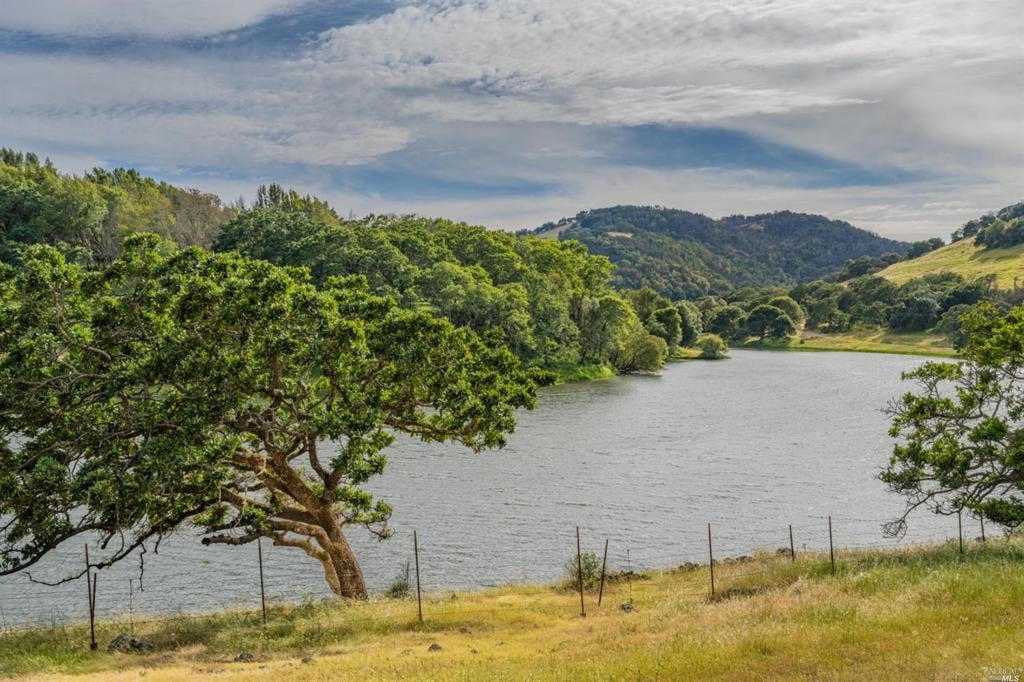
[0,0,1019,238]
[0,1,313,38]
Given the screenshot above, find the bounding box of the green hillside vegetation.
[532,205,909,299]
[0,148,236,262]
[0,150,672,380]
[880,239,1024,291]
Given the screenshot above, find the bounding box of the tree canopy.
[0,236,542,597]
[882,303,1024,534]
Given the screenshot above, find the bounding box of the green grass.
[742,329,956,357]
[4,538,1022,680]
[879,240,1024,290]
[544,361,616,384]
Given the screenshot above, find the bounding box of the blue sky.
[0,0,1021,239]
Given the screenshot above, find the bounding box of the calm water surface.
[0,350,965,626]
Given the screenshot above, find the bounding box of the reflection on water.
[0,350,965,626]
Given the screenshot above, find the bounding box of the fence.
[0,509,996,646]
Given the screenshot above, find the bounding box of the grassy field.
[879,239,1024,290]
[743,329,956,358]
[3,538,1022,680]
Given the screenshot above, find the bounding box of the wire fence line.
[0,509,996,642]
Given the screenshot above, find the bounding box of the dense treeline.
[953,201,1024,249]
[216,208,673,374]
[532,205,909,299]
[0,150,676,376]
[0,149,235,262]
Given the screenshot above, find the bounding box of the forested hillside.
[0,150,674,377]
[533,206,909,299]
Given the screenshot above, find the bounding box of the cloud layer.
[0,0,1020,238]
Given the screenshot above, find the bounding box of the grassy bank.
[3,538,1022,680]
[545,361,616,384]
[742,329,956,358]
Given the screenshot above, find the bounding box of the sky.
[0,0,1021,240]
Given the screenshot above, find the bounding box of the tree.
[648,306,682,353]
[767,296,805,327]
[697,333,728,359]
[0,236,541,598]
[707,305,747,340]
[905,238,945,260]
[610,320,668,372]
[744,304,796,340]
[881,303,1024,534]
[675,300,703,347]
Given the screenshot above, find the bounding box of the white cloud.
[0,1,310,38]
[0,0,1019,238]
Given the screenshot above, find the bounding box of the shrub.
[698,333,728,359]
[384,562,412,599]
[564,551,602,590]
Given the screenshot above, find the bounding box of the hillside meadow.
[880,240,1024,291]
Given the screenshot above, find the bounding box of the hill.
[1,539,1019,680]
[879,238,1024,291]
[533,206,909,299]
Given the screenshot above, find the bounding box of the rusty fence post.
[789,524,795,563]
[413,530,423,623]
[597,539,609,606]
[257,537,267,625]
[707,523,715,597]
[576,526,586,617]
[828,516,835,574]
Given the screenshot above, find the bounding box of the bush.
[384,562,412,599]
[564,551,602,590]
[698,333,728,359]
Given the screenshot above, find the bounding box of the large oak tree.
[0,235,541,598]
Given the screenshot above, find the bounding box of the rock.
[107,633,154,653]
[471,648,479,655]
[620,602,636,613]
[428,642,443,652]
[777,547,793,556]
[301,655,314,664]
[234,652,256,663]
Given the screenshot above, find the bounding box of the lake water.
[0,350,969,627]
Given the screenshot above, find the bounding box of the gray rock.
[620,602,636,613]
[107,633,154,653]
[234,652,256,663]
[427,642,443,652]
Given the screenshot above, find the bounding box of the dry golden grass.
[3,539,1023,680]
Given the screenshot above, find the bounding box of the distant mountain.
[531,206,909,299]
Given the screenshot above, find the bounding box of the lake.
[0,350,969,627]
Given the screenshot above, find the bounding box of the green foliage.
[675,300,703,347]
[766,295,805,326]
[610,319,669,373]
[906,238,945,259]
[0,150,234,262]
[706,305,748,340]
[953,201,1024,244]
[384,562,412,599]
[564,551,602,590]
[0,236,541,596]
[697,333,729,359]
[544,206,908,299]
[745,304,797,340]
[218,208,666,374]
[882,303,1024,532]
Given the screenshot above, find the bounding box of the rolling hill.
[533,206,908,299]
[879,238,1024,291]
